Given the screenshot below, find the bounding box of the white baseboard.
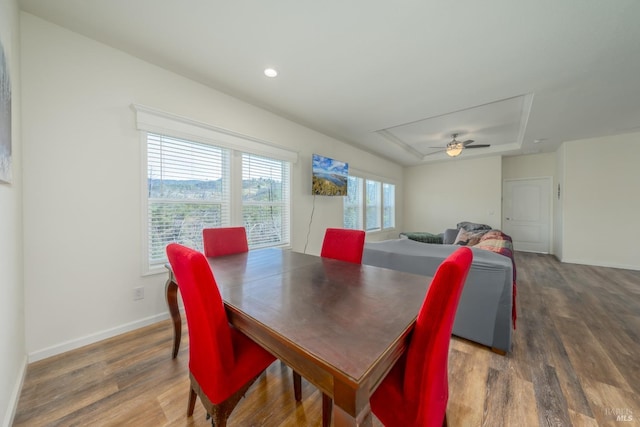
[560,258,640,271]
[2,355,27,427]
[28,312,171,363]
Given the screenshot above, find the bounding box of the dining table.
[165,247,432,426]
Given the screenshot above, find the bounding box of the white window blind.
[343,174,395,232]
[366,180,382,231]
[136,105,298,273]
[147,133,230,266]
[344,175,363,230]
[383,183,396,229]
[242,153,291,248]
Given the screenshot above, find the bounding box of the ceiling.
[19,0,640,166]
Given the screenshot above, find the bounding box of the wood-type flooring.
[14,252,640,426]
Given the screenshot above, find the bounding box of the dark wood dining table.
[165,248,432,426]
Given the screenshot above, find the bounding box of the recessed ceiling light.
[533,138,547,144]
[264,68,278,78]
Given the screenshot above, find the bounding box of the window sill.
[143,264,169,277]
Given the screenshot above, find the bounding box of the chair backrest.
[320,228,366,264]
[202,227,249,257]
[403,246,473,426]
[166,243,235,392]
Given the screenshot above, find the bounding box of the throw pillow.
[456,221,492,232]
[454,228,487,246]
[442,228,459,245]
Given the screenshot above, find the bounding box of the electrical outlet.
[133,287,144,300]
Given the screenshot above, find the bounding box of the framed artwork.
[311,153,348,196]
[0,38,12,184]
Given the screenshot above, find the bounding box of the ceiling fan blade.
[462,139,475,146]
[465,144,491,149]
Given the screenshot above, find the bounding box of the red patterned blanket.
[474,230,517,328]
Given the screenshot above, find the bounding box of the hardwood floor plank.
[532,364,572,426]
[614,340,640,397]
[157,378,192,424]
[14,252,640,426]
[13,361,119,426]
[507,305,535,383]
[447,344,491,426]
[582,378,640,427]
[568,409,599,427]
[554,316,631,393]
[482,367,538,427]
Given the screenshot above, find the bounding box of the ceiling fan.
[428,133,491,157]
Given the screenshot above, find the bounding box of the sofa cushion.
[400,232,443,244]
[443,228,459,245]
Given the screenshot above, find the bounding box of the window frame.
[145,133,232,267]
[240,152,291,249]
[382,182,396,229]
[343,175,364,230]
[134,104,297,275]
[365,179,382,232]
[343,168,397,235]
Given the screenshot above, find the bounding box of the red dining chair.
[313,227,367,426]
[202,226,249,257]
[370,246,473,427]
[320,228,366,264]
[166,243,276,426]
[202,226,304,405]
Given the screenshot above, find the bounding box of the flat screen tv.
[312,153,348,196]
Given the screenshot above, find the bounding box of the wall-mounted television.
[312,153,348,196]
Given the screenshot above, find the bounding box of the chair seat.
[203,328,274,403]
[370,354,422,427]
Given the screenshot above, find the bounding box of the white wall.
[502,152,556,180]
[561,132,640,270]
[20,13,403,360]
[404,156,502,233]
[0,0,25,425]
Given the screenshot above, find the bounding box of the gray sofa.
[363,238,514,353]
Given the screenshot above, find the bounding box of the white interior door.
[502,177,551,253]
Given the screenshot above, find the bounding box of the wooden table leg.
[332,380,373,427]
[332,403,373,427]
[165,272,181,359]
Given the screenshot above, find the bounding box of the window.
[383,183,396,229]
[145,134,291,269]
[366,180,381,231]
[242,153,290,248]
[343,176,363,229]
[147,134,230,265]
[135,104,296,273]
[343,173,395,232]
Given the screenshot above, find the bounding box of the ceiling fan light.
[446,142,463,157]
